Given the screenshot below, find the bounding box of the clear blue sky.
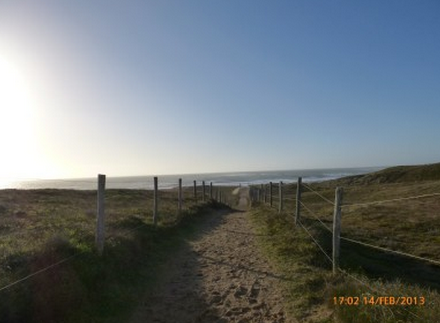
[0,1,439,179]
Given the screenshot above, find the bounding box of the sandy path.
[130,189,294,323]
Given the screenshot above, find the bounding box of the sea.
[0,167,385,190]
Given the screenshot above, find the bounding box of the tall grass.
[0,188,229,322]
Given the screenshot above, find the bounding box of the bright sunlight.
[0,56,49,181]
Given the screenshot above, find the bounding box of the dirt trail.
[130,188,294,323]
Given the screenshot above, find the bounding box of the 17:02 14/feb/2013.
[333,296,426,306]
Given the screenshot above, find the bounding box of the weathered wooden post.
[256,189,260,202]
[193,180,197,202]
[333,187,343,274]
[153,177,158,225]
[96,174,106,256]
[278,181,284,213]
[270,182,273,207]
[202,181,206,202]
[210,182,213,200]
[260,184,264,202]
[178,178,183,216]
[264,184,267,204]
[295,177,302,225]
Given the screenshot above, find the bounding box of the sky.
[0,1,439,180]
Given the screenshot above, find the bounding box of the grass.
[249,204,334,322]
[249,163,440,322]
[0,186,233,323]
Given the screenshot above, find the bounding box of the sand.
[129,188,294,323]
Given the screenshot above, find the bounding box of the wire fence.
[250,177,440,272]
[250,178,438,320]
[298,217,422,320]
[342,192,440,208]
[0,175,234,294]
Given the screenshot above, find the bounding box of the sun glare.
[0,56,41,179]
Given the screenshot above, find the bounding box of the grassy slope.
[249,162,440,322]
[0,187,232,323]
[324,162,440,186]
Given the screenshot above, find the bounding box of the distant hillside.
[324,163,440,186]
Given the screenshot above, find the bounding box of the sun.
[0,56,41,180]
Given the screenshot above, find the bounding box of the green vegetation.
[0,187,231,323]
[325,162,440,186]
[249,163,440,322]
[4,162,440,322]
[249,205,334,322]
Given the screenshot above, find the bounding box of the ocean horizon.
[0,166,386,190]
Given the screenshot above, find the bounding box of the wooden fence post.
[270,182,273,207]
[333,187,343,274]
[96,174,106,256]
[210,182,213,200]
[264,184,267,204]
[178,178,182,216]
[153,177,158,225]
[279,181,284,213]
[202,181,206,202]
[295,177,302,225]
[193,180,197,202]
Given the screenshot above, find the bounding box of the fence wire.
[0,252,83,293]
[297,214,423,321]
[342,192,440,208]
[0,217,153,293]
[252,179,437,322]
[340,236,440,267]
[297,220,333,263]
[299,201,333,233]
[0,179,226,294]
[296,217,423,321]
[302,183,335,206]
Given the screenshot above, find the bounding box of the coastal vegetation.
[249,162,440,322]
[2,163,440,322]
[0,186,232,322]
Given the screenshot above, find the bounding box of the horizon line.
[2,165,390,182]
